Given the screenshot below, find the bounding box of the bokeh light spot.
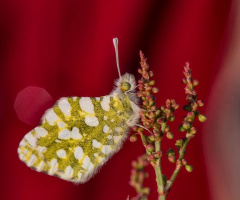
[14,86,54,126]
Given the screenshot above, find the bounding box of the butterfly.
[17,38,140,183]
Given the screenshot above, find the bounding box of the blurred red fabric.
[0,0,232,200]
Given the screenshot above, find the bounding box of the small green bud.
[152,87,159,93]
[197,100,204,107]
[166,99,171,107]
[138,68,143,74]
[166,132,174,139]
[175,104,180,110]
[168,155,176,163]
[186,133,194,139]
[141,96,146,101]
[167,148,175,157]
[187,111,195,119]
[147,111,154,118]
[151,106,156,110]
[161,122,166,130]
[146,95,152,101]
[182,78,187,84]
[198,114,207,122]
[146,144,155,153]
[185,165,193,172]
[143,101,148,106]
[190,127,197,134]
[155,109,161,116]
[143,72,149,79]
[164,125,170,132]
[143,64,149,71]
[178,124,185,132]
[130,134,138,142]
[160,106,165,111]
[135,164,144,171]
[193,80,199,86]
[169,116,175,122]
[147,154,154,161]
[195,103,200,111]
[182,121,191,129]
[149,80,155,86]
[149,71,154,77]
[149,101,154,107]
[146,86,152,91]
[148,135,155,142]
[175,139,183,148]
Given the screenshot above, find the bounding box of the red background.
[0,0,232,199]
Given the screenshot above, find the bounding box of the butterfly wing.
[18,95,134,183]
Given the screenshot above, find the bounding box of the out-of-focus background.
[1,0,239,199]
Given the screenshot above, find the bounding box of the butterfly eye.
[121,82,131,91]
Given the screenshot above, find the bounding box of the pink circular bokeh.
[14,86,54,126]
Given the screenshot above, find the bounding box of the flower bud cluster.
[130,55,207,196]
[131,52,179,168]
[174,63,207,172]
[178,62,207,141]
[129,155,150,199]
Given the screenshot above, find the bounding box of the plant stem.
[169,165,181,185]
[140,133,147,147]
[179,138,190,160]
[159,196,166,200]
[154,139,165,199]
[167,138,190,191]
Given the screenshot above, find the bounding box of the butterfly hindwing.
[18,95,134,183]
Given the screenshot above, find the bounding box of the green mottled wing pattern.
[18,95,134,183]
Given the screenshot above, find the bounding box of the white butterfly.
[18,38,140,183]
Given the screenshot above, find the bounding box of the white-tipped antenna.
[113,38,121,78]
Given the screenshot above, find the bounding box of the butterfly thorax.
[111,94,135,124]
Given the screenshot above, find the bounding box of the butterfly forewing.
[18,95,134,183]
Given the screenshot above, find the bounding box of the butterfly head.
[112,73,137,98]
[117,73,136,92]
[121,82,131,92]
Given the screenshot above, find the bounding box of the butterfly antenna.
[113,38,121,78]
